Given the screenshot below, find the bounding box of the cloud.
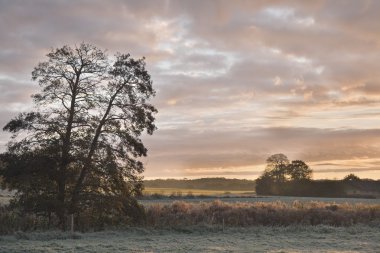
[314,167,380,174]
[142,127,380,178]
[1,1,380,179]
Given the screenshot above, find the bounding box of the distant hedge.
[256,178,380,198]
[144,178,255,191]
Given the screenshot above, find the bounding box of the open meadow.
[0,225,379,253]
[140,194,380,205]
[143,187,255,197]
[1,196,380,252]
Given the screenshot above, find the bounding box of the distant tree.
[0,43,157,229]
[287,160,312,181]
[256,154,314,195]
[255,154,289,195]
[265,153,290,182]
[266,153,289,168]
[343,174,361,181]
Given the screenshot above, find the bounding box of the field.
[143,187,255,196]
[1,189,380,252]
[0,225,379,252]
[140,195,380,206]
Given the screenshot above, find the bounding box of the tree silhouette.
[265,153,290,183]
[287,160,312,181]
[0,43,157,229]
[343,174,360,181]
[256,154,313,195]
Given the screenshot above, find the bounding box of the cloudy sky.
[1,0,380,180]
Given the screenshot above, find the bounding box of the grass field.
[143,187,255,196]
[1,195,380,252]
[0,225,379,252]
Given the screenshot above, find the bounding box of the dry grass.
[145,200,380,227]
[1,200,379,235]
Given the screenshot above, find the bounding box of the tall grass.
[145,200,380,227]
[1,200,379,235]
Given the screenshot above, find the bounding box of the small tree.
[343,174,360,181]
[287,160,312,181]
[265,153,289,182]
[0,43,157,229]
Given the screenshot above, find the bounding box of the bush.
[0,205,51,235]
[0,197,146,235]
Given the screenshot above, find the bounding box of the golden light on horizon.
[1,1,380,180]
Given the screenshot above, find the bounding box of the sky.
[1,0,380,180]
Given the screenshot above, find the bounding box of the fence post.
[70,214,74,234]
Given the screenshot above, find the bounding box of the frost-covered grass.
[0,225,379,252]
[1,199,380,252]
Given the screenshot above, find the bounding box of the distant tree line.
[256,154,380,198]
[145,177,256,191]
[342,174,380,198]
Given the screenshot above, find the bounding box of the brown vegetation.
[145,200,380,227]
[1,200,379,235]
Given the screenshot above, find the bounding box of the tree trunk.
[57,180,66,230]
[69,85,122,213]
[58,73,80,228]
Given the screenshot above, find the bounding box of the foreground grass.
[0,225,379,253]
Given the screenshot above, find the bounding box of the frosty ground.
[1,225,379,253]
[1,194,380,252]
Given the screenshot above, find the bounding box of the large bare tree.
[1,43,157,228]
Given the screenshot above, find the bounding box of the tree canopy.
[0,43,157,229]
[343,174,360,182]
[255,155,380,197]
[260,154,312,183]
[264,153,290,182]
[288,160,312,181]
[256,154,313,195]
